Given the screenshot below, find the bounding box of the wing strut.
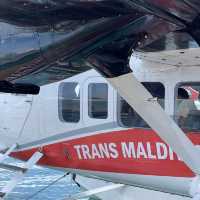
[0,151,43,199]
[63,183,124,200]
[0,144,17,164]
[107,72,200,174]
[105,72,200,199]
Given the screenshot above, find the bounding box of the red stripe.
[11,129,199,177]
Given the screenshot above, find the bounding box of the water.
[0,158,80,200]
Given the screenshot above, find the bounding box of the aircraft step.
[0,151,43,199]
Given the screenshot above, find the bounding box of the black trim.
[0,81,39,95]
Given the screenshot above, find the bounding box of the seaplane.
[0,0,200,200]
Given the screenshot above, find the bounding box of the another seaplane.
[0,0,200,200]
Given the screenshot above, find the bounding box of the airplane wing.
[0,0,135,26]
[0,0,195,87]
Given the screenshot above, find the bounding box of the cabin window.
[175,83,200,132]
[88,83,108,119]
[59,82,80,123]
[118,82,165,128]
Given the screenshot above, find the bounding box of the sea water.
[0,158,80,200]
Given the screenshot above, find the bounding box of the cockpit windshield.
[175,83,200,132]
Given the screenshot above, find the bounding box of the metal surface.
[0,0,135,26]
[0,1,198,84]
[64,183,124,200]
[0,144,16,164]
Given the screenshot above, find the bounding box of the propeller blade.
[106,72,200,175]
